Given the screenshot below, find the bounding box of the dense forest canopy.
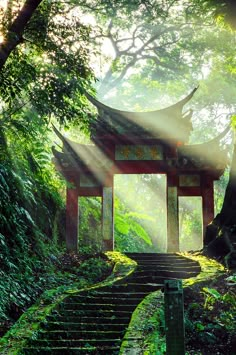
[0,0,235,243]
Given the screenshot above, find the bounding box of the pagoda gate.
[52,88,229,253]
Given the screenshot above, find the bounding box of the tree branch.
[0,0,43,70]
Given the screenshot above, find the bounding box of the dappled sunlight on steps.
[22,253,200,354]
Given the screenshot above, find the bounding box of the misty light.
[179,196,203,251]
[114,174,167,252]
[0,0,8,11]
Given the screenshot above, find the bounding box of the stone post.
[164,279,185,355]
[102,186,114,251]
[167,174,179,252]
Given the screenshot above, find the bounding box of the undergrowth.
[185,273,236,354]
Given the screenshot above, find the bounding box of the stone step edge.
[0,252,137,355]
[120,253,226,354]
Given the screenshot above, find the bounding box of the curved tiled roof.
[85,88,198,143]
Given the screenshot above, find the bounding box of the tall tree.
[0,0,43,70]
[72,0,236,146]
[0,1,95,129]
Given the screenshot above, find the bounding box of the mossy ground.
[184,271,236,354]
[0,251,136,355]
[120,253,235,355]
[1,251,235,355]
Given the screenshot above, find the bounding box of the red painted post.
[66,186,79,253]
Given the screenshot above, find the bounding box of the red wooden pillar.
[202,176,214,236]
[166,173,179,252]
[66,186,79,253]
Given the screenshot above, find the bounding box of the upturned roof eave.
[84,87,198,118]
[178,125,231,151]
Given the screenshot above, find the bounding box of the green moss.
[0,252,136,355]
[180,252,226,288]
[120,291,165,354]
[120,253,226,355]
[2,252,222,355]
[105,251,137,280]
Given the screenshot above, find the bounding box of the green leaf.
[115,215,130,235]
[195,322,205,331]
[202,287,221,299]
[130,221,152,246]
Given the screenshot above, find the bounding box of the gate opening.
[179,196,203,251]
[78,196,102,253]
[114,174,167,253]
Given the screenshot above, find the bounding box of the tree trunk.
[203,143,236,268]
[218,143,236,226]
[0,0,43,70]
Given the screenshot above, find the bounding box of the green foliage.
[114,174,167,253]
[79,197,102,253]
[114,195,154,253]
[0,0,235,345]
[226,273,236,286]
[0,0,98,327]
[115,209,152,246]
[77,256,112,283]
[0,113,66,324]
[0,1,94,129]
[185,283,236,351]
[77,175,166,254]
[0,251,135,354]
[202,287,221,308]
[179,197,203,251]
[120,291,165,354]
[78,0,236,119]
[192,0,236,30]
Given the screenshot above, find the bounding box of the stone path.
[23,253,200,354]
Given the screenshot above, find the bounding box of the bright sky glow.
[0,0,7,43]
[0,0,7,10]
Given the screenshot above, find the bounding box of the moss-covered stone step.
[125,252,197,259]
[127,271,199,280]
[131,268,200,276]
[83,290,149,297]
[27,338,122,347]
[51,309,132,317]
[64,295,144,304]
[35,330,125,340]
[42,321,128,331]
[102,283,163,292]
[126,253,195,259]
[46,315,131,324]
[58,302,137,311]
[136,264,201,271]
[125,252,180,258]
[133,259,199,266]
[16,253,201,355]
[22,346,120,354]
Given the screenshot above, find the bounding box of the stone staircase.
[22,253,201,354]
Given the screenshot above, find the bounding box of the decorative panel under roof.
[85,88,197,144]
[52,124,230,185]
